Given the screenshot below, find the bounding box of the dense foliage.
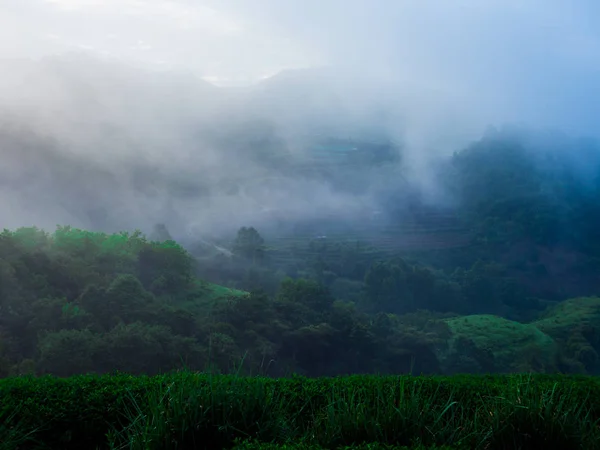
[0,225,459,377]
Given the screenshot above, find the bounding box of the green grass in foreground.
[1,372,599,449]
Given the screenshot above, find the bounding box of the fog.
[1,0,600,243]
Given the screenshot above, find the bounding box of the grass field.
[179,279,249,312]
[2,371,599,449]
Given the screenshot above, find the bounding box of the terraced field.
[263,208,473,266]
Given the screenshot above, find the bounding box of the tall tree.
[232,227,265,264]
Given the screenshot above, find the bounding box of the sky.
[2,0,600,136]
[1,0,600,236]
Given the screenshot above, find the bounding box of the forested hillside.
[2,128,600,379]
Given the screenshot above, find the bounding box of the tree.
[277,278,334,311]
[364,261,414,314]
[99,322,202,374]
[37,329,101,376]
[137,241,194,294]
[232,227,265,264]
[149,223,173,242]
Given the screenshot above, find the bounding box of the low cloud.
[1,1,599,241]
